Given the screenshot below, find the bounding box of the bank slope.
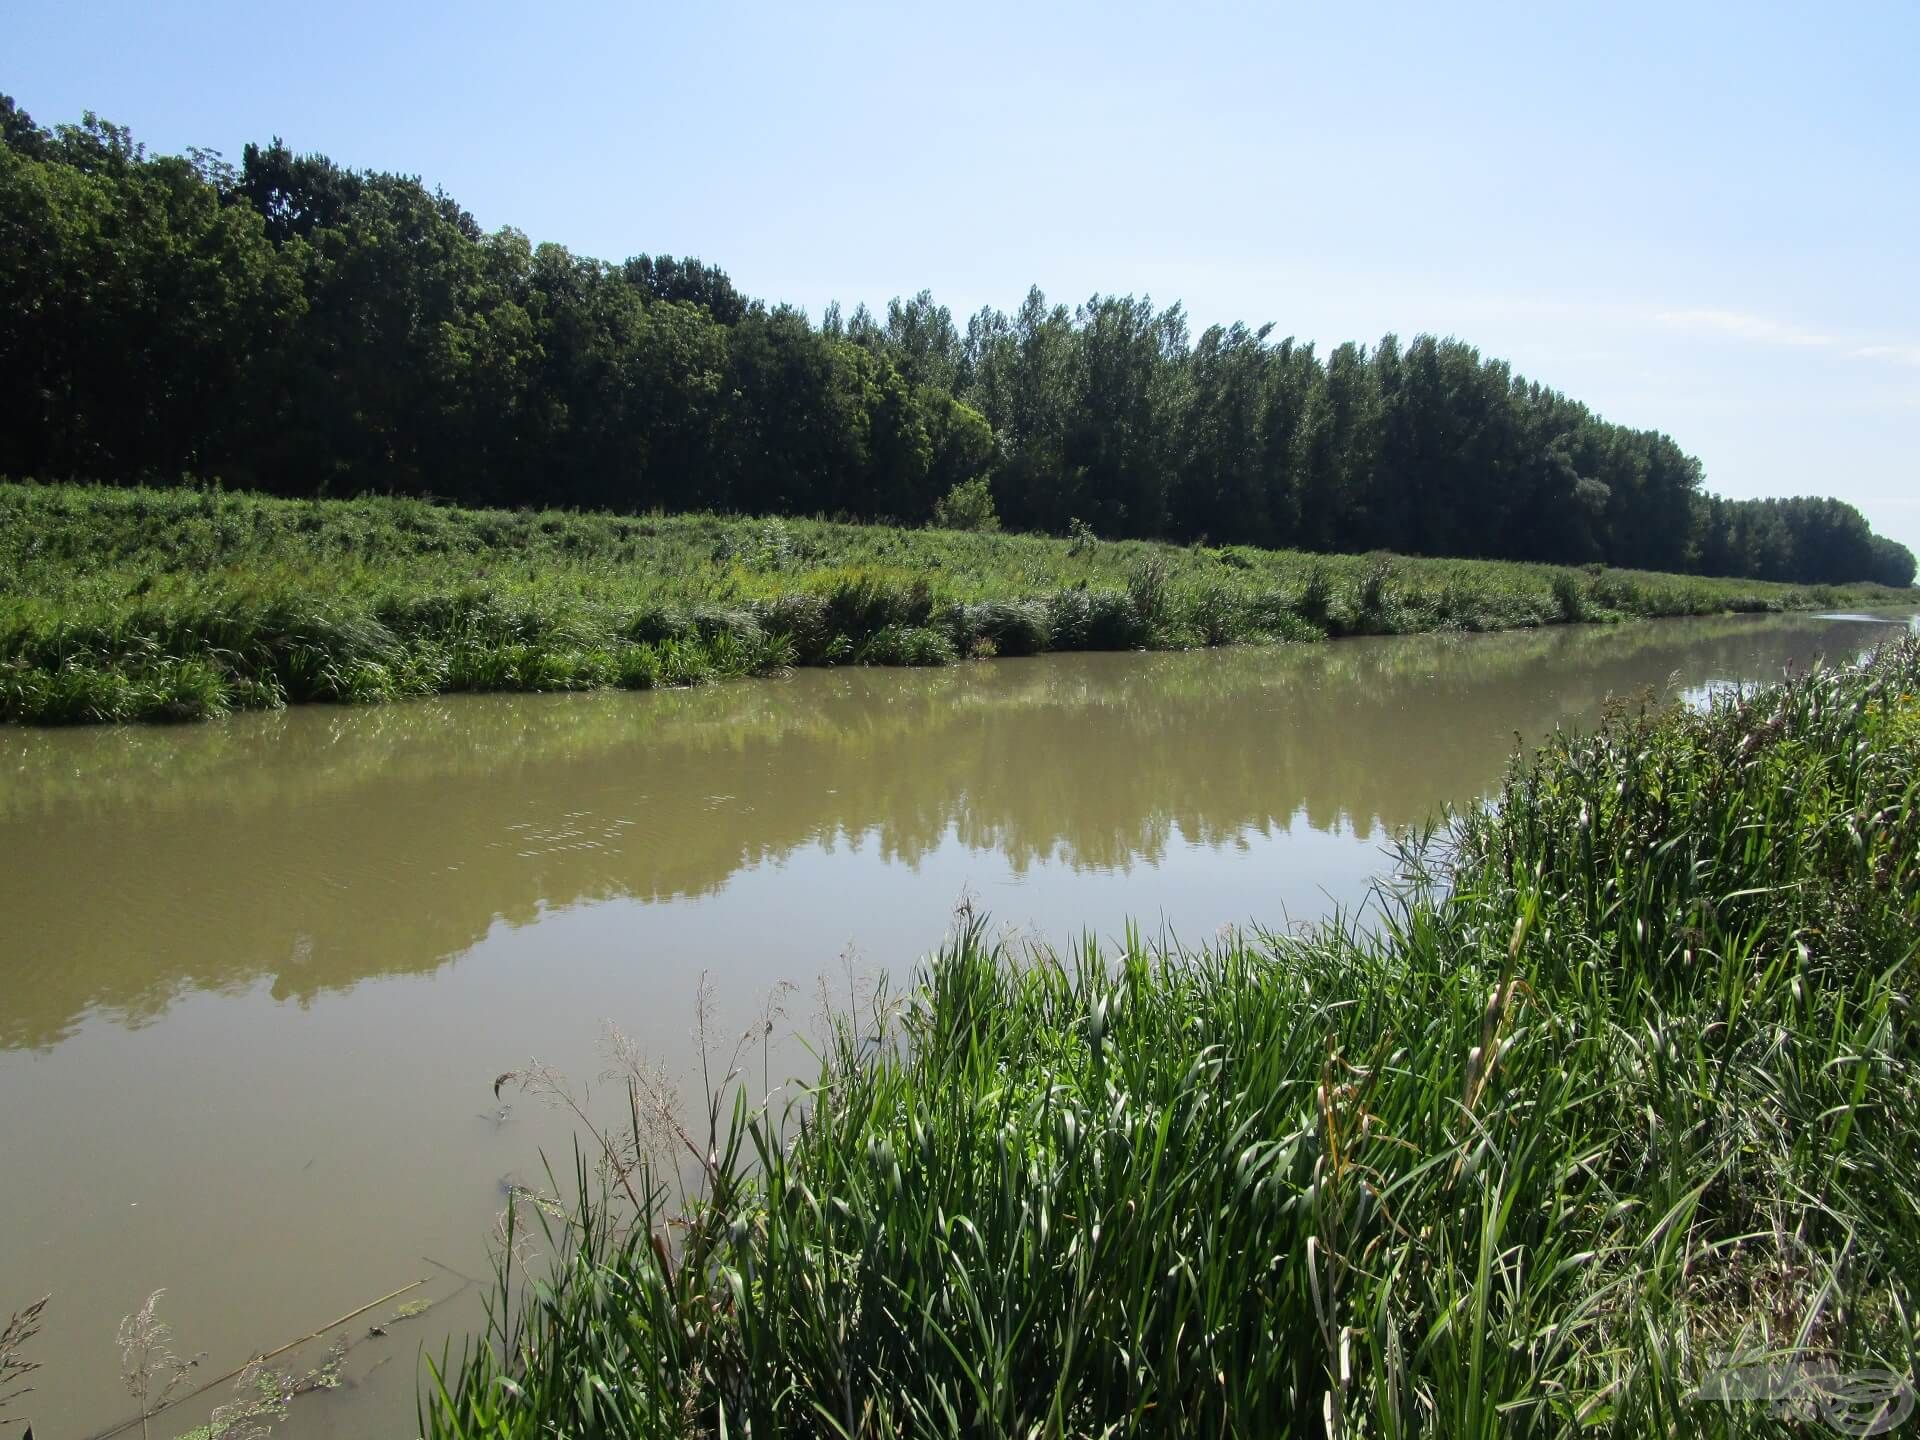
[2,481,1910,724]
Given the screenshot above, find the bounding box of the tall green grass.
[425,640,1920,1437]
[4,482,1909,725]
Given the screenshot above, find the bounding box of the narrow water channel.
[1,611,1911,1436]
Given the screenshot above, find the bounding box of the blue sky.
[12,0,1917,551]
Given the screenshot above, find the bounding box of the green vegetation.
[3,482,1909,725]
[428,640,1920,1437]
[3,96,1914,588]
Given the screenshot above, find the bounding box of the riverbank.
[429,638,1920,1437]
[3,481,1909,724]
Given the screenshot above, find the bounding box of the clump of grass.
[853,625,959,667]
[0,1294,49,1426]
[960,597,1053,657]
[106,1284,398,1440]
[1297,562,1336,629]
[426,641,1920,1438]
[2,481,1907,725]
[118,1290,202,1438]
[1551,567,1588,622]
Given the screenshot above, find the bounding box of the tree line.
[1,97,1911,588]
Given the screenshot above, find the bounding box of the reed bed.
[4,481,1908,724]
[425,640,1920,1438]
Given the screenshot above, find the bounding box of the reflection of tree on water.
[0,614,1894,1050]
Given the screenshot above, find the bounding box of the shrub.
[931,477,1000,533]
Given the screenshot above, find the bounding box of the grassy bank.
[3,481,1910,724]
[428,639,1920,1438]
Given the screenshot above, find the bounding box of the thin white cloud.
[1654,308,1837,348]
[1654,308,1920,372]
[1852,343,1920,368]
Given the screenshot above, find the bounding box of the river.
[1,610,1912,1436]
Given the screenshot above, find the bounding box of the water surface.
[1,611,1911,1435]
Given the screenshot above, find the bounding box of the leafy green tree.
[237,139,364,244]
[964,289,1080,532]
[885,290,962,393]
[1869,535,1916,588]
[621,253,747,324]
[1173,323,1274,544]
[0,110,303,481]
[1065,295,1186,538]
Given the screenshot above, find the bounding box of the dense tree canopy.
[1,98,1910,587]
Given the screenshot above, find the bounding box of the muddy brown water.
[1,611,1912,1436]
